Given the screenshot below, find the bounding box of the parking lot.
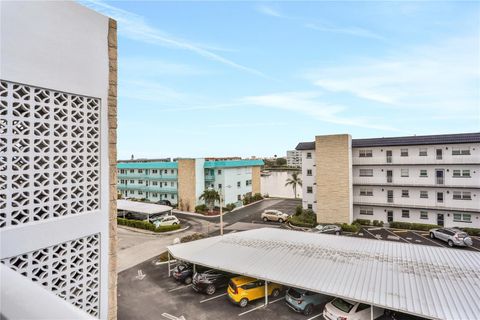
[118,258,331,320]
[350,227,480,252]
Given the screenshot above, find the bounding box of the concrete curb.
[118,224,190,235]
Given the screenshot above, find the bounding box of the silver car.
[313,224,342,235]
[429,228,473,247]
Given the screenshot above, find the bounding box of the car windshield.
[287,288,303,299]
[332,298,354,313]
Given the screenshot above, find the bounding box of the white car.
[153,215,180,227]
[261,209,289,223]
[323,298,383,320]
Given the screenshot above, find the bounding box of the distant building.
[286,150,302,167]
[117,159,264,212]
[296,133,480,228]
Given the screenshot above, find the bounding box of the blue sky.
[80,1,479,159]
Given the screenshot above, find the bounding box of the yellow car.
[227,276,282,307]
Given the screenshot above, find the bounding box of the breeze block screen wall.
[0,2,117,319]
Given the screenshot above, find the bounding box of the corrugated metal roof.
[117,162,178,169]
[295,133,480,150]
[168,228,480,320]
[204,159,264,168]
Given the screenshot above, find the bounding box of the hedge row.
[289,216,316,228]
[389,221,439,231]
[117,218,181,233]
[462,228,480,236]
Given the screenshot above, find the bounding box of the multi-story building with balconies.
[117,158,263,212]
[286,150,302,167]
[295,133,480,228]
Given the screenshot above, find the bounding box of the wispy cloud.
[80,0,269,78]
[255,4,284,18]
[241,91,400,131]
[305,36,480,113]
[255,4,383,40]
[120,57,209,77]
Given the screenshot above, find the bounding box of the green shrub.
[195,204,207,213]
[461,228,480,236]
[389,221,439,231]
[253,193,263,201]
[225,203,236,212]
[289,215,316,228]
[372,220,379,226]
[117,218,181,233]
[353,219,371,226]
[378,220,384,227]
[289,209,317,227]
[339,223,359,233]
[295,205,303,216]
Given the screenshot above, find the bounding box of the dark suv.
[192,270,232,295]
[172,263,194,284]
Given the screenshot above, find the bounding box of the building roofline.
[296,132,480,150]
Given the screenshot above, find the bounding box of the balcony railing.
[118,173,177,180]
[118,185,177,193]
[387,177,393,183]
[386,156,392,163]
[205,174,215,181]
[436,177,444,185]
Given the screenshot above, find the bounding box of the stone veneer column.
[251,166,261,195]
[107,18,118,320]
[177,159,197,212]
[315,134,353,224]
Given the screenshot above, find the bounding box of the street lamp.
[219,185,231,236]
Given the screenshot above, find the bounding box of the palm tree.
[285,172,302,199]
[199,189,220,212]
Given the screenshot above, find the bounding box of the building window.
[462,170,471,177]
[419,148,428,156]
[453,191,471,200]
[138,191,143,195]
[401,210,410,218]
[359,207,373,215]
[120,169,126,174]
[164,170,167,174]
[306,152,312,159]
[171,194,175,199]
[237,181,241,188]
[218,169,222,175]
[171,182,174,186]
[359,169,373,177]
[130,169,134,173]
[129,180,134,183]
[138,169,143,173]
[138,180,143,184]
[420,191,428,198]
[402,190,409,198]
[237,195,241,201]
[307,186,313,193]
[360,189,373,196]
[359,149,373,158]
[218,184,222,189]
[129,190,134,195]
[307,169,312,176]
[420,211,428,219]
[419,170,428,177]
[454,169,471,177]
[153,181,158,186]
[152,169,158,174]
[152,193,158,197]
[400,149,409,157]
[453,170,461,177]
[171,169,174,174]
[437,192,444,202]
[307,204,313,210]
[401,169,409,177]
[452,148,470,155]
[453,213,471,223]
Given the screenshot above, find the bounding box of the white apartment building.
[286,150,302,167]
[296,133,480,228]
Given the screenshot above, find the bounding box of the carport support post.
[370,305,373,320]
[264,281,268,306]
[167,252,171,277]
[193,264,196,274]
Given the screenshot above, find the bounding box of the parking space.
[236,198,301,226]
[118,258,329,320]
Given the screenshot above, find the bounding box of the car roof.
[230,276,256,285]
[265,209,282,213]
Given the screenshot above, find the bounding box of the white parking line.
[385,229,410,243]
[238,304,265,317]
[363,228,379,239]
[168,284,192,292]
[200,293,227,303]
[413,232,449,248]
[307,313,323,320]
[269,297,285,304]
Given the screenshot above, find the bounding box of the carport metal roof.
[167,228,480,320]
[117,199,172,215]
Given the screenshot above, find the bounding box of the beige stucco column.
[177,159,197,212]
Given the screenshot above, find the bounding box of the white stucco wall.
[1,1,111,318]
